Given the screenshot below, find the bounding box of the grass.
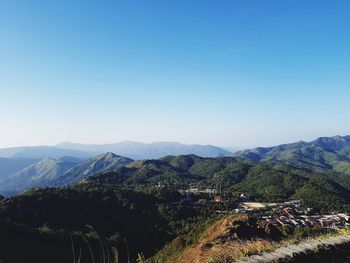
[206,239,282,263]
[71,225,122,263]
[145,215,225,263]
[149,214,350,263]
[205,226,350,263]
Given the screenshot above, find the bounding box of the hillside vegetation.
[0,157,80,195]
[237,135,350,175]
[85,155,350,212]
[0,153,132,195]
[1,136,350,262]
[0,186,215,262]
[146,214,342,263]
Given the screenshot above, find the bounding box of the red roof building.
[214,195,223,203]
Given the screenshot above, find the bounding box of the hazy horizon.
[1,133,350,152]
[1,1,349,149]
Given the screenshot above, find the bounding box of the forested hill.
[0,153,133,196]
[1,148,350,212]
[84,155,350,212]
[0,186,214,262]
[1,153,350,262]
[236,135,350,175]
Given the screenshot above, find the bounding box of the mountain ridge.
[236,135,350,175]
[83,153,350,212]
[0,146,93,159]
[0,153,133,196]
[0,141,232,160]
[0,157,40,180]
[51,152,133,186]
[55,141,232,159]
[0,157,81,195]
[2,135,350,197]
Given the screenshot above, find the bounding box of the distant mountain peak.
[54,152,133,186]
[98,152,119,159]
[39,158,57,163]
[53,141,232,159]
[56,141,72,146]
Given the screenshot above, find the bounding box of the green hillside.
[1,152,350,262]
[0,153,134,196]
[0,157,80,195]
[84,155,350,212]
[237,135,350,175]
[0,186,214,262]
[56,152,133,185]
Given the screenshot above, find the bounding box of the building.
[214,195,223,203]
[240,202,267,209]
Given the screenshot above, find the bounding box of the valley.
[1,136,350,262]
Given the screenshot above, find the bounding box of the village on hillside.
[175,186,350,230]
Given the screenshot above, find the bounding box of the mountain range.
[1,135,350,198]
[84,152,350,209]
[0,146,92,159]
[54,152,133,186]
[0,157,81,196]
[0,153,132,196]
[236,135,350,175]
[0,141,232,160]
[56,141,233,159]
[0,157,39,180]
[2,135,350,263]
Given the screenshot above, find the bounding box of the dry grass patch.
[205,239,285,263]
[200,215,248,244]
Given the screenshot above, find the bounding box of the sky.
[1,0,350,149]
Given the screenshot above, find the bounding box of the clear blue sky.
[1,0,350,149]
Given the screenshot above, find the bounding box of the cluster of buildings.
[176,187,350,230]
[178,187,350,230]
[261,213,350,228]
[177,187,224,204]
[178,187,217,195]
[236,200,350,229]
